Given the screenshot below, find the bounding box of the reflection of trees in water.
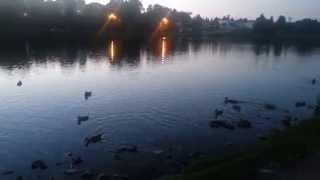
[252,41,318,57]
[0,40,319,75]
[0,41,90,75]
[105,40,142,68]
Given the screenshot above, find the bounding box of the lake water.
[0,39,320,179]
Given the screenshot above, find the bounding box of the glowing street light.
[108,13,118,21]
[161,17,169,25]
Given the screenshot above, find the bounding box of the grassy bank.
[165,117,320,180]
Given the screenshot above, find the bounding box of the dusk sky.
[85,0,320,20]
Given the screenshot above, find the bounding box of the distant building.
[218,18,255,30]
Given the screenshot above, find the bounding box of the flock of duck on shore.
[3,77,319,179]
[209,78,320,132]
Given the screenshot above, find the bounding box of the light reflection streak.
[161,38,166,63]
[107,40,117,62]
[160,37,170,64]
[111,40,115,60]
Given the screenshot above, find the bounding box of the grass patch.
[165,117,320,180]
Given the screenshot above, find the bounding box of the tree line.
[253,14,320,41]
[0,0,194,40]
[0,0,320,42]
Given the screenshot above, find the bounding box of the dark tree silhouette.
[0,0,320,42]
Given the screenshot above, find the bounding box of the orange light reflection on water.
[161,38,167,63]
[107,40,116,62]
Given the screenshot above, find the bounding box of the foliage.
[1,1,320,41]
[253,14,320,40]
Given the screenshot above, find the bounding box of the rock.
[16,176,23,180]
[64,168,80,176]
[96,173,110,180]
[264,104,276,111]
[116,145,138,153]
[85,134,103,147]
[232,105,242,112]
[296,102,306,108]
[214,109,224,119]
[112,174,129,180]
[49,176,55,180]
[85,91,92,100]
[17,81,22,87]
[272,128,282,134]
[209,120,235,130]
[307,105,314,109]
[31,160,48,170]
[259,136,268,141]
[113,154,121,160]
[81,170,95,179]
[189,152,203,159]
[284,110,291,114]
[65,152,73,158]
[237,120,252,128]
[78,116,90,125]
[72,156,83,165]
[152,150,164,155]
[224,97,241,105]
[2,170,14,175]
[166,154,173,160]
[259,168,276,175]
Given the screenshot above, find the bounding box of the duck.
[85,134,104,147]
[264,104,276,111]
[2,170,14,175]
[214,109,224,119]
[232,105,242,112]
[224,97,240,105]
[84,91,92,100]
[72,156,83,165]
[295,102,306,108]
[17,81,22,87]
[209,120,235,130]
[116,145,138,153]
[31,160,48,170]
[78,116,89,125]
[237,119,252,128]
[312,78,316,85]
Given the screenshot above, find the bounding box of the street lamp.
[161,17,169,25]
[108,13,118,21]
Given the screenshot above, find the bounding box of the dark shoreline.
[163,116,320,180]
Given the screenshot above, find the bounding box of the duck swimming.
[295,102,306,108]
[312,78,316,85]
[84,134,104,147]
[84,91,92,100]
[224,97,241,105]
[232,105,242,112]
[17,81,22,87]
[214,109,224,119]
[78,116,89,125]
[31,160,48,170]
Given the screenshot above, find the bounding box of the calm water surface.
[0,39,320,179]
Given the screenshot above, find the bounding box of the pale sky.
[85,0,320,20]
